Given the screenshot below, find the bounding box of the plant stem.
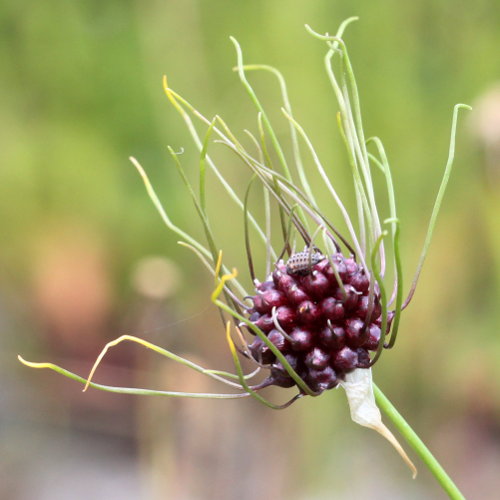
[373,384,466,500]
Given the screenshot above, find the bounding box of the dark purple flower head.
[18,18,470,424]
[17,20,469,485]
[246,251,385,393]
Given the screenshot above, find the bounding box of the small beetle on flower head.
[286,248,325,276]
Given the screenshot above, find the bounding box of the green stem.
[373,384,466,500]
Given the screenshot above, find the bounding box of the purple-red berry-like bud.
[345,318,367,348]
[314,258,331,274]
[273,270,296,292]
[251,294,267,314]
[357,348,371,368]
[254,289,287,314]
[365,324,381,351]
[356,295,382,322]
[307,366,338,392]
[335,284,360,311]
[333,346,358,372]
[350,270,370,293]
[300,271,330,299]
[267,329,287,352]
[269,364,295,388]
[296,300,322,324]
[344,257,358,275]
[248,337,274,364]
[253,314,274,333]
[275,305,296,330]
[269,353,300,388]
[320,297,345,321]
[290,327,313,351]
[319,324,346,349]
[305,347,330,370]
[285,284,310,305]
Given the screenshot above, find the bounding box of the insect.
[286,249,325,276]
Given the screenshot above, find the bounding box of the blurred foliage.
[2,1,500,499]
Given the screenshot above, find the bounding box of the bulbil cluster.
[246,250,388,394]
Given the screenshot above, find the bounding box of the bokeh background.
[2,1,500,499]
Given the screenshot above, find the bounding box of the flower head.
[18,18,470,478]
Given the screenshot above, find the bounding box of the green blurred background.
[2,1,500,499]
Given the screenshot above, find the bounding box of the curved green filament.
[168,147,247,309]
[18,356,250,399]
[256,112,298,243]
[277,204,300,261]
[386,220,403,349]
[281,109,364,263]
[243,175,258,282]
[199,117,217,213]
[83,334,252,392]
[168,146,217,260]
[240,64,316,205]
[364,138,403,348]
[334,44,383,271]
[163,79,275,261]
[306,24,385,274]
[131,156,211,260]
[366,143,399,305]
[369,230,389,366]
[336,111,371,261]
[230,37,292,182]
[403,104,472,308]
[205,366,261,381]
